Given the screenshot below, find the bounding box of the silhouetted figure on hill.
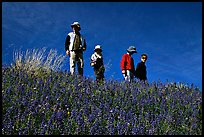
[135,53,148,81]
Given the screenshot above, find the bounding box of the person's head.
[94,45,102,54]
[71,22,81,33]
[127,46,137,55]
[141,53,148,63]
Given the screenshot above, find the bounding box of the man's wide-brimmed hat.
[127,46,137,53]
[71,22,81,30]
[94,45,102,52]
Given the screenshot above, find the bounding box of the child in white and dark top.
[90,45,105,82]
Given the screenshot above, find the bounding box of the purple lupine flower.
[132,127,139,135]
[88,114,94,123]
[56,111,63,120]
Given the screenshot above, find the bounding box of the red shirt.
[120,53,135,71]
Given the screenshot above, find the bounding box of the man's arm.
[65,35,70,51]
[135,63,141,78]
[120,55,126,74]
[65,35,70,56]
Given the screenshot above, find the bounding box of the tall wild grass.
[12,47,66,77]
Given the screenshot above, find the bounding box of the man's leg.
[70,51,76,75]
[77,52,84,76]
[126,70,131,82]
[130,71,135,82]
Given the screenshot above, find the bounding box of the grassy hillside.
[2,48,202,135]
[2,66,202,135]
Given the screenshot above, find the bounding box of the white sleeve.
[91,54,97,62]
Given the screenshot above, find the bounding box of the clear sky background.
[2,2,202,90]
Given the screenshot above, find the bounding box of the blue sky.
[2,2,202,90]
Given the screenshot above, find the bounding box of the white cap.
[94,45,102,51]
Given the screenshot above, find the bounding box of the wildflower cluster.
[2,66,202,135]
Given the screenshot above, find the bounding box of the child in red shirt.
[120,46,138,82]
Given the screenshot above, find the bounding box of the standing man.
[120,46,137,82]
[65,21,87,76]
[135,53,148,81]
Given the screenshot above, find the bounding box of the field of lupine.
[2,66,202,135]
